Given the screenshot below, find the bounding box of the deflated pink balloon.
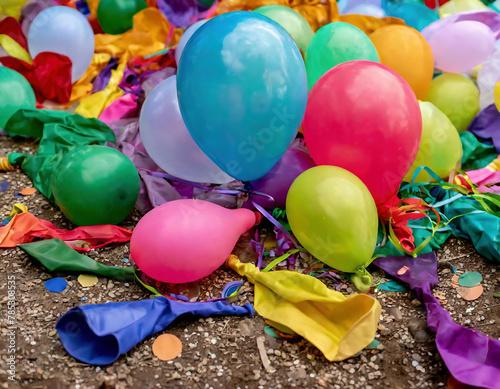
[130,199,256,283]
[429,21,495,74]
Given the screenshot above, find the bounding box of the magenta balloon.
[429,21,495,74]
[249,144,316,209]
[130,199,255,283]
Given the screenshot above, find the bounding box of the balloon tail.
[0,157,16,171]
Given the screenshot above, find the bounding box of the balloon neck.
[351,267,373,293]
[233,208,257,232]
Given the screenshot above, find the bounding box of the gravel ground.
[0,135,499,389]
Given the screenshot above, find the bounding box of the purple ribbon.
[373,253,500,389]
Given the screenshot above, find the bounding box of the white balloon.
[28,6,94,83]
[175,20,206,66]
[139,76,233,184]
[477,47,500,110]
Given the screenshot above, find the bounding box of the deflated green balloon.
[254,5,314,54]
[306,22,380,90]
[286,166,378,273]
[0,67,36,130]
[97,0,147,35]
[52,146,140,226]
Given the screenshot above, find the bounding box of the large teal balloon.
[306,22,380,90]
[0,67,36,130]
[177,12,308,182]
[52,146,140,226]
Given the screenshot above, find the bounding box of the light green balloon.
[404,101,463,183]
[0,67,36,130]
[286,166,378,273]
[424,73,479,132]
[254,5,314,55]
[306,22,380,90]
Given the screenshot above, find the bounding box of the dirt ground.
[0,135,499,389]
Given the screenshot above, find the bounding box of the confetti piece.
[378,280,406,292]
[152,334,182,361]
[81,296,87,301]
[451,275,460,289]
[264,326,280,338]
[78,274,98,287]
[19,188,37,196]
[44,277,67,293]
[493,293,500,298]
[458,272,483,288]
[366,339,380,349]
[1,181,8,191]
[123,258,129,263]
[457,284,484,301]
[397,266,410,276]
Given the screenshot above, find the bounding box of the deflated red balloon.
[0,52,73,104]
[0,17,28,50]
[302,61,421,205]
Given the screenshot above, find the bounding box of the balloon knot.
[0,157,16,171]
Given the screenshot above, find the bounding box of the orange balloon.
[370,25,434,99]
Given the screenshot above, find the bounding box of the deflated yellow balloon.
[424,73,479,132]
[404,102,463,183]
[286,166,378,273]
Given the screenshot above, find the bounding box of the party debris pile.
[1,0,500,387]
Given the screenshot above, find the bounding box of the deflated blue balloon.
[56,297,253,364]
[177,11,308,182]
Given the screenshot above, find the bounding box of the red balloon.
[302,61,421,205]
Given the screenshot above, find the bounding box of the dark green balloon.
[0,67,36,130]
[198,0,216,7]
[52,146,140,226]
[97,0,147,35]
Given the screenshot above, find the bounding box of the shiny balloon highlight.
[177,12,308,182]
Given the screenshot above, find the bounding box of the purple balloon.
[248,142,315,210]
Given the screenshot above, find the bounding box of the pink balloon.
[130,199,256,283]
[429,21,495,74]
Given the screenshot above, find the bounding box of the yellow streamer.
[69,53,112,104]
[75,53,129,118]
[0,35,32,64]
[94,8,175,58]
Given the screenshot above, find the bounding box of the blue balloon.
[381,0,439,31]
[177,11,308,182]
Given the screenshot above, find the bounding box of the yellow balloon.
[404,102,463,183]
[286,166,378,273]
[424,73,479,132]
[439,0,488,17]
[494,81,500,112]
[370,25,434,100]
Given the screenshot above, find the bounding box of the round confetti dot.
[44,277,67,293]
[152,334,182,361]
